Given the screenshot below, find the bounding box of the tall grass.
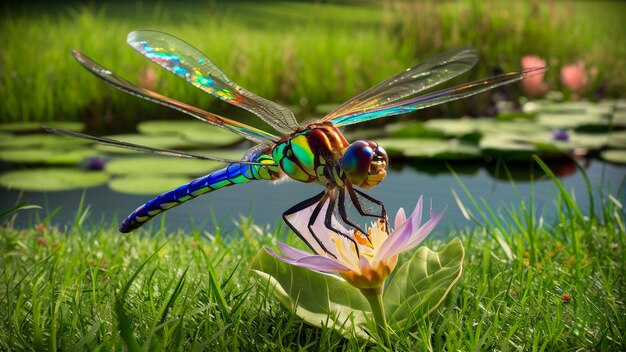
[0,162,624,350]
[1,1,624,124]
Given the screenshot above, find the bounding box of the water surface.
[1,159,624,235]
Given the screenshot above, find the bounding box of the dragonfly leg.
[325,191,360,257]
[337,187,372,245]
[346,183,389,233]
[282,191,335,257]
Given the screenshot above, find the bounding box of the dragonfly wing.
[72,50,279,145]
[321,46,479,122]
[329,67,548,127]
[127,30,300,135]
[42,126,276,166]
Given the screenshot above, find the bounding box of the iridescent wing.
[42,126,276,166]
[327,67,547,127]
[72,50,279,145]
[127,30,300,135]
[321,46,479,122]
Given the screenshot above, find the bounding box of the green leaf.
[384,238,464,327]
[109,176,191,195]
[95,134,200,154]
[250,249,371,338]
[600,149,626,165]
[0,168,108,191]
[105,156,227,176]
[0,148,98,164]
[137,120,243,147]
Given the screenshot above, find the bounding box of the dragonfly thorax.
[271,122,388,189]
[271,122,350,187]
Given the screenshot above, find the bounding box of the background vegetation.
[1,0,624,128]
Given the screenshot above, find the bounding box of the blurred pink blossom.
[138,66,157,90]
[561,61,588,93]
[521,55,548,97]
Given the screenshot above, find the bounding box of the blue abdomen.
[119,152,279,232]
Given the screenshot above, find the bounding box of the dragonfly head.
[341,140,388,189]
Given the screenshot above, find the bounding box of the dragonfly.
[47,30,545,256]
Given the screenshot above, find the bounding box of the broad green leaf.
[375,138,482,160]
[95,134,200,154]
[600,150,626,165]
[0,168,108,191]
[137,120,242,146]
[109,176,191,195]
[0,148,97,164]
[180,128,243,147]
[384,238,464,327]
[250,249,371,338]
[105,156,226,176]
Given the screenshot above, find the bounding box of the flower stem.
[363,290,391,349]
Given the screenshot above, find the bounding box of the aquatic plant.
[256,197,462,347]
[561,61,589,93]
[521,55,548,97]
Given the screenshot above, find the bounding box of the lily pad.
[137,120,244,146]
[529,101,593,114]
[612,112,626,127]
[109,175,192,195]
[384,238,464,326]
[250,248,371,338]
[536,113,608,130]
[600,150,626,165]
[137,120,209,135]
[0,168,108,191]
[0,148,98,164]
[480,134,538,159]
[0,121,84,133]
[105,155,237,176]
[385,121,447,139]
[95,134,200,154]
[179,128,243,146]
[608,131,626,148]
[376,138,482,160]
[423,118,480,137]
[523,131,609,154]
[0,134,91,149]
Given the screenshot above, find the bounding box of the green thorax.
[271,122,349,185]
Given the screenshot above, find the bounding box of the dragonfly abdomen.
[119,153,279,232]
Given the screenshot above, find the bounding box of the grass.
[0,163,625,350]
[1,1,625,124]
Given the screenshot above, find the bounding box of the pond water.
[1,159,624,235]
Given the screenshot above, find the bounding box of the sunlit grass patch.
[0,164,624,350]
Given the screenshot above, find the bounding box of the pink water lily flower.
[521,55,548,97]
[561,61,588,93]
[266,197,446,293]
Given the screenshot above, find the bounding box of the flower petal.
[373,197,424,264]
[411,196,424,231]
[402,206,447,252]
[264,246,298,263]
[295,256,353,272]
[277,242,315,261]
[265,246,350,272]
[394,207,406,229]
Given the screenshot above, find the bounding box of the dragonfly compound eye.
[341,140,388,189]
